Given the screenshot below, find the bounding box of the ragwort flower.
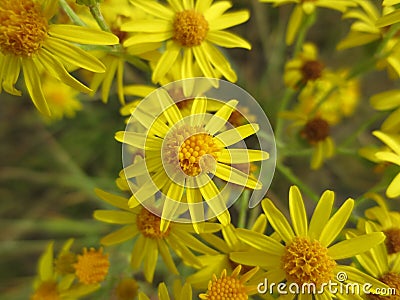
[232,186,387,299]
[0,0,118,116]
[116,93,269,228]
[93,188,220,282]
[121,0,251,83]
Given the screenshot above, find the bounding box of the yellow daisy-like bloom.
[260,0,355,45]
[93,188,220,282]
[284,43,325,89]
[231,186,387,299]
[338,0,400,79]
[371,90,400,133]
[138,281,192,300]
[188,216,267,289]
[199,265,259,300]
[350,222,400,300]
[0,0,118,116]
[373,131,400,198]
[363,193,400,255]
[296,70,360,126]
[281,110,335,170]
[121,0,251,83]
[41,76,82,121]
[30,241,99,300]
[114,278,139,300]
[74,247,109,285]
[116,94,269,228]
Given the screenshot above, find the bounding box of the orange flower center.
[74,247,109,284]
[136,207,171,239]
[0,0,48,56]
[384,228,400,255]
[173,10,209,47]
[205,273,248,299]
[115,278,139,300]
[301,60,324,82]
[30,281,59,300]
[282,237,336,287]
[301,117,330,144]
[179,133,219,177]
[367,272,400,300]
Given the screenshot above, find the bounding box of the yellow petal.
[206,31,251,49]
[44,37,106,73]
[289,186,308,236]
[22,59,51,116]
[49,24,118,45]
[100,225,139,246]
[215,123,259,147]
[209,10,249,31]
[218,149,269,164]
[152,42,181,83]
[205,99,238,134]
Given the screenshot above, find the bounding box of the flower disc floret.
[31,281,59,300]
[74,247,109,284]
[0,0,48,56]
[173,10,209,47]
[136,207,171,239]
[282,237,336,286]
[368,272,400,300]
[301,117,330,144]
[384,228,400,255]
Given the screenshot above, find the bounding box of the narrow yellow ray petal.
[289,186,308,236]
[218,149,269,164]
[22,59,51,116]
[209,10,250,31]
[44,37,106,73]
[39,242,54,281]
[93,210,135,224]
[215,123,259,147]
[100,225,139,246]
[262,198,295,243]
[206,31,251,49]
[328,232,385,260]
[319,199,354,247]
[48,24,118,45]
[214,163,262,189]
[308,190,334,239]
[205,99,238,135]
[235,228,285,255]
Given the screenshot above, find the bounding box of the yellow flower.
[260,0,355,45]
[338,0,400,78]
[0,0,118,116]
[31,241,99,300]
[86,0,157,104]
[93,188,220,282]
[231,186,387,298]
[371,90,400,133]
[373,131,400,198]
[297,70,360,126]
[363,193,400,255]
[281,110,335,170]
[284,43,325,89]
[121,0,251,83]
[116,93,269,228]
[74,247,109,285]
[41,76,82,121]
[114,278,139,300]
[187,217,267,289]
[199,265,259,299]
[348,221,399,299]
[138,281,192,300]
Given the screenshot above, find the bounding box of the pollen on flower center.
[204,272,248,299]
[173,9,209,47]
[74,247,109,284]
[301,117,330,144]
[179,133,219,177]
[31,281,59,300]
[301,60,324,82]
[136,207,171,239]
[0,0,48,56]
[282,237,336,286]
[384,228,400,255]
[367,272,400,300]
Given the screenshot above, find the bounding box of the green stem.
[277,163,319,202]
[275,88,296,147]
[59,0,87,26]
[293,11,316,56]
[88,3,111,32]
[237,189,250,228]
